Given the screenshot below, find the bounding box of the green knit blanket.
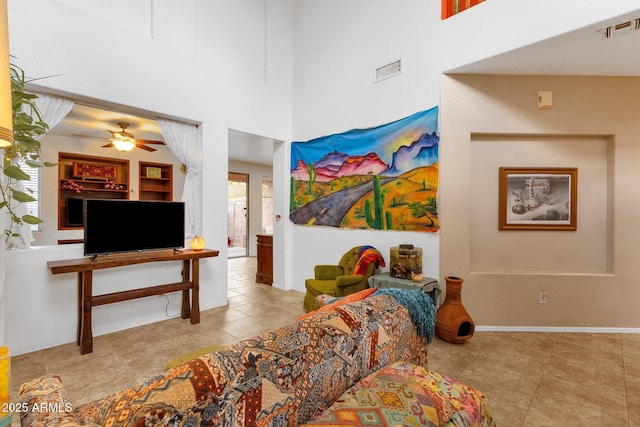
[375,288,435,342]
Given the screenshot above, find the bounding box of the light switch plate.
[538,91,553,109]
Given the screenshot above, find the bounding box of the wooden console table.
[47,248,219,354]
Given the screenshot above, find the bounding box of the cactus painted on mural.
[306,161,317,195]
[290,176,296,211]
[364,199,380,229]
[364,175,392,230]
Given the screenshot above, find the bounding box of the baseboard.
[475,326,640,333]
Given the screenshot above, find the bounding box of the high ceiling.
[46,10,640,166]
[447,11,640,76]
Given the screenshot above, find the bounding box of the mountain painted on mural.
[291,131,439,182]
[387,131,439,175]
[292,152,387,182]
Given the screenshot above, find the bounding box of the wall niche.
[58,152,130,230]
[469,133,612,275]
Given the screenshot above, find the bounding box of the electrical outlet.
[539,291,548,304]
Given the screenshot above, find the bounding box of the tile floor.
[10,256,640,426]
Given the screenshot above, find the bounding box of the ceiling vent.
[374,59,403,83]
[599,18,640,38]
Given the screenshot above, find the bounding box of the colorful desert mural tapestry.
[290,107,439,232]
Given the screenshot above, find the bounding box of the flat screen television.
[83,199,185,256]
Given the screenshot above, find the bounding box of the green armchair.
[303,246,383,312]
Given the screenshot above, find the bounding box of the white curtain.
[6,93,74,249]
[157,118,201,239]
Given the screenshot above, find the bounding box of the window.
[16,158,41,231]
[262,177,273,234]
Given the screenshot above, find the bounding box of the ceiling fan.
[73,122,164,152]
[103,122,164,152]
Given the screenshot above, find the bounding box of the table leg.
[191,259,200,324]
[432,288,441,310]
[80,271,93,355]
[77,273,83,346]
[181,260,191,319]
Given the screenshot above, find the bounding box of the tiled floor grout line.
[455,334,490,382]
[12,258,637,426]
[520,333,556,426]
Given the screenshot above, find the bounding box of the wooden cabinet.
[139,161,173,201]
[256,234,273,285]
[58,153,129,229]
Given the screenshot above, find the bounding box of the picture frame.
[498,167,577,231]
[146,167,162,178]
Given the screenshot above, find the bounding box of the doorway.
[228,172,249,258]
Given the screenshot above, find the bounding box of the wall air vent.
[599,18,640,38]
[374,59,403,83]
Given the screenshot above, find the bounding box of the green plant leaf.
[35,120,49,130]
[44,161,58,167]
[22,214,43,225]
[3,165,31,180]
[24,159,43,168]
[4,61,52,244]
[11,190,37,203]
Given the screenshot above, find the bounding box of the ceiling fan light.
[111,136,136,152]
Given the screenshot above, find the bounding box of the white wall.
[6,0,293,355]
[287,0,443,293]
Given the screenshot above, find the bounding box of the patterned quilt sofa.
[18,293,494,426]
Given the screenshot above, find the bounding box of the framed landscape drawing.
[146,167,162,178]
[499,167,577,231]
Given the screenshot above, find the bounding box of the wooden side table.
[368,272,441,309]
[47,248,219,354]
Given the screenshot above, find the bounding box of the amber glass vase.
[435,276,475,343]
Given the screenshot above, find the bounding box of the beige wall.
[440,74,640,329]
